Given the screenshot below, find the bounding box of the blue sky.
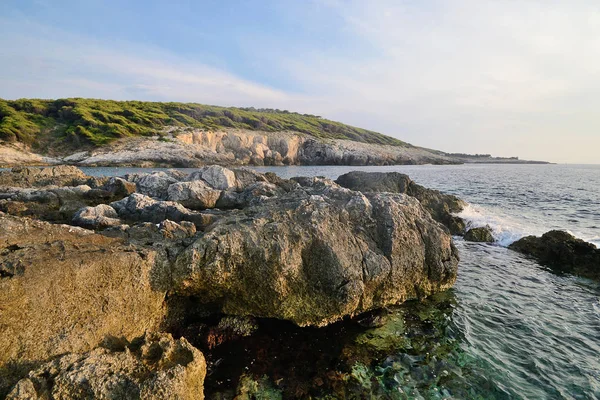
[1,0,600,163]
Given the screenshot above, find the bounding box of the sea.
[82,163,600,399]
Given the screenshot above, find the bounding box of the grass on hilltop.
[0,98,409,151]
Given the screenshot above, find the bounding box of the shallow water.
[81,163,600,398]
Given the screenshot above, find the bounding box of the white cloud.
[0,18,291,106]
[1,2,600,163]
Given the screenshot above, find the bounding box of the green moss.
[0,98,410,148]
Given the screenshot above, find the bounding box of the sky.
[1,0,599,164]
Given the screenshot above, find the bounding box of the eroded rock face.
[7,333,206,400]
[0,213,168,395]
[464,226,494,243]
[172,178,459,326]
[335,171,467,234]
[509,230,600,280]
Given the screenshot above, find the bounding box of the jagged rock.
[6,333,206,400]
[231,167,269,190]
[509,230,600,280]
[335,171,467,234]
[50,185,93,215]
[111,193,207,226]
[160,220,197,240]
[72,204,121,229]
[125,172,179,199]
[464,226,494,243]
[104,176,137,198]
[186,165,236,190]
[215,182,286,209]
[0,185,95,221]
[0,213,168,396]
[172,178,458,326]
[167,181,222,210]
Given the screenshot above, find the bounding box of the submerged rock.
[464,226,495,243]
[172,178,458,326]
[0,213,168,396]
[7,333,206,400]
[509,230,600,280]
[335,171,467,234]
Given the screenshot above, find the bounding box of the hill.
[0,98,548,167]
[0,98,408,152]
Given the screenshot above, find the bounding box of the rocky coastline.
[0,165,465,398]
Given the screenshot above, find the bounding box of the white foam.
[456,203,599,248]
[457,204,543,247]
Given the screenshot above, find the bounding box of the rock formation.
[509,230,600,280]
[172,177,459,326]
[7,333,206,400]
[0,165,461,396]
[335,171,467,235]
[0,213,169,395]
[464,226,495,243]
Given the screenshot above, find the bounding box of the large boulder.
[335,171,467,234]
[72,204,122,229]
[172,178,458,326]
[509,230,600,280]
[186,165,236,190]
[167,181,222,210]
[125,172,179,199]
[0,213,168,396]
[7,333,206,400]
[464,226,494,243]
[111,193,207,226]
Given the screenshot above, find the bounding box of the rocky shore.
[0,165,464,398]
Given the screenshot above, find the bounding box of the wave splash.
[456,203,598,248]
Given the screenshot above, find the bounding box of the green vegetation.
[0,98,408,148]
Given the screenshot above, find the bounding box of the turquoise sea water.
[82,164,600,399]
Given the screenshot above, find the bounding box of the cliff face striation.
[1,128,460,167]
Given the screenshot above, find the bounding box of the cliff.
[0,98,546,167]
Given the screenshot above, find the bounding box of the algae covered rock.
[7,333,206,400]
[173,178,458,326]
[464,226,494,243]
[509,230,600,280]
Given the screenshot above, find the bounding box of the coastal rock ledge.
[0,165,461,396]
